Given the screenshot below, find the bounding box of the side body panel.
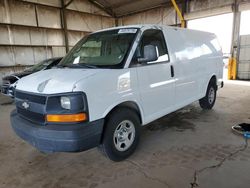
[164,27,223,110]
[135,63,175,124]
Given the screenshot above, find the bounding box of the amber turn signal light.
[46,113,87,123]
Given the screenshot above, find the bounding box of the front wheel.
[199,81,217,109]
[99,108,141,161]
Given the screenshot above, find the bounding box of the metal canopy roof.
[88,0,178,17]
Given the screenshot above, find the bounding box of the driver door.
[132,29,176,124]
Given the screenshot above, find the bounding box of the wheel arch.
[99,101,144,144]
[103,101,144,125]
[201,74,217,98]
[209,75,217,90]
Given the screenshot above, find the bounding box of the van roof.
[94,24,167,33]
[93,24,215,36]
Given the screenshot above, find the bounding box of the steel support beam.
[171,0,185,28]
[61,0,70,53]
[231,0,241,58]
[63,0,74,8]
[228,0,241,80]
[182,0,188,27]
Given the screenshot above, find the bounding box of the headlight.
[46,92,88,121]
[60,96,71,110]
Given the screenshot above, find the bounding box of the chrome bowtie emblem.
[22,101,30,109]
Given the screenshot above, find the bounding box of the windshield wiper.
[56,63,99,69]
[65,63,98,69]
[56,65,65,68]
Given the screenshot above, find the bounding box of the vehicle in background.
[1,57,62,97]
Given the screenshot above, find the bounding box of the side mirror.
[138,45,158,63]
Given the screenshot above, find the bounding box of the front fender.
[102,99,145,125]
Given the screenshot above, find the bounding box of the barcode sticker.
[118,29,137,34]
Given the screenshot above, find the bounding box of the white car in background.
[10,25,224,161]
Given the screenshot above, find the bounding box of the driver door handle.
[170,65,174,77]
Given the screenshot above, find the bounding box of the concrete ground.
[0,81,250,188]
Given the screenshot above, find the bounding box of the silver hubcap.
[113,120,135,152]
[208,87,215,104]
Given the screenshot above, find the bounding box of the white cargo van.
[11,25,224,161]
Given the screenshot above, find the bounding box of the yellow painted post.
[171,0,185,28]
[228,57,237,80]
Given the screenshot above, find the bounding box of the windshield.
[59,28,138,68]
[26,59,53,72]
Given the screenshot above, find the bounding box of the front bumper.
[217,79,224,89]
[10,110,104,153]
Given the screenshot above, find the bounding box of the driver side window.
[131,29,169,66]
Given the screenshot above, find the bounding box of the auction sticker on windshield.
[118,29,137,34]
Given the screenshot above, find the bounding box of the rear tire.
[99,108,141,161]
[199,80,217,109]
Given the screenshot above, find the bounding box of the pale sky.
[187,13,234,54]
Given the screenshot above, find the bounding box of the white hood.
[16,68,102,94]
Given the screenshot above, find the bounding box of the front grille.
[15,90,47,124]
[15,91,47,104]
[17,107,45,124]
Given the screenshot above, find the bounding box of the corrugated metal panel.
[8,0,37,26]
[240,34,250,46]
[119,7,177,26]
[101,16,115,28]
[239,48,250,61]
[22,0,61,7]
[0,0,116,71]
[14,47,34,65]
[0,0,9,23]
[238,35,250,80]
[0,0,117,84]
[46,30,64,46]
[0,25,64,46]
[121,13,142,26]
[0,46,52,66]
[144,8,165,24]
[0,46,15,66]
[93,0,173,17]
[12,27,31,45]
[162,8,177,25]
[67,0,110,17]
[33,46,52,62]
[30,28,47,46]
[52,46,66,57]
[184,5,232,20]
[0,25,11,44]
[66,10,115,32]
[188,0,234,12]
[113,0,168,17]
[68,31,86,46]
[37,5,61,28]
[238,2,250,11]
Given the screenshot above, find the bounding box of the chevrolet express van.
[10,25,224,161]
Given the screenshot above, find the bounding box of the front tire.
[199,80,217,109]
[99,108,141,161]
